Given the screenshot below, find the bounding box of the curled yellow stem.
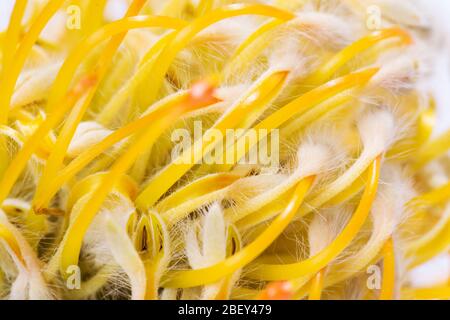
[416,96,436,146]
[0,224,22,262]
[380,238,396,300]
[401,285,450,300]
[65,265,115,299]
[274,0,306,11]
[212,226,242,300]
[246,156,381,281]
[0,74,98,205]
[257,281,294,300]
[161,176,315,288]
[0,0,27,97]
[65,173,138,212]
[197,0,214,16]
[34,15,186,208]
[407,206,450,268]
[413,129,450,170]
[136,69,289,208]
[217,68,378,172]
[83,0,108,36]
[142,3,294,102]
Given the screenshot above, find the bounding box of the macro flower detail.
[0,0,448,301]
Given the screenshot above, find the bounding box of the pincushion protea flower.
[0,0,448,300]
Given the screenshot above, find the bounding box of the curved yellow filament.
[0,74,98,206]
[257,281,294,300]
[160,0,188,17]
[136,69,289,208]
[97,31,184,125]
[0,0,27,103]
[0,140,9,180]
[32,92,192,210]
[235,195,288,230]
[141,3,294,102]
[0,0,62,178]
[161,176,315,288]
[58,84,218,278]
[0,224,22,262]
[0,0,444,302]
[326,169,368,206]
[212,225,242,300]
[246,156,380,281]
[132,212,169,300]
[407,206,450,268]
[305,27,412,85]
[46,15,187,112]
[45,177,138,278]
[34,16,186,209]
[401,285,450,300]
[217,68,378,172]
[157,172,242,211]
[308,268,326,300]
[280,92,354,136]
[9,112,56,160]
[413,128,450,170]
[380,238,396,300]
[0,125,25,147]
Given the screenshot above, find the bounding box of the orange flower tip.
[188,79,222,107]
[72,73,99,97]
[258,281,294,300]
